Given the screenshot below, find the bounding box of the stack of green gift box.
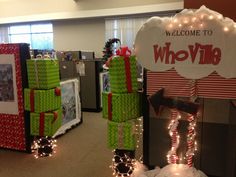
[102,50,142,151]
[24,58,62,137]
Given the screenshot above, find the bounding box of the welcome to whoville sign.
[135,6,236,79]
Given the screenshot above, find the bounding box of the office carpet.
[0,112,114,177]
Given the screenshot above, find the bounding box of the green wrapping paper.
[107,119,137,150]
[26,59,60,89]
[24,88,61,113]
[30,109,62,137]
[102,92,141,122]
[109,56,138,93]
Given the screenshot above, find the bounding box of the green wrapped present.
[107,119,138,150]
[24,87,61,113]
[30,109,62,137]
[102,92,141,122]
[109,55,138,93]
[26,59,60,89]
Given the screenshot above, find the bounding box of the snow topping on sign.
[134,164,208,177]
[135,5,236,79]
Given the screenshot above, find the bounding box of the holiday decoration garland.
[102,38,121,62]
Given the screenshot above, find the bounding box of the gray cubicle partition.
[80,59,103,112]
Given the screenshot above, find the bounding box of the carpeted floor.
[0,112,114,177]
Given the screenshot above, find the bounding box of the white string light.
[185,114,198,167]
[134,118,143,151]
[110,151,136,177]
[191,17,197,22]
[166,110,199,167]
[208,15,214,20]
[199,23,204,28]
[200,14,205,19]
[32,137,57,159]
[183,19,189,24]
[168,23,173,29]
[110,117,143,176]
[173,19,178,23]
[165,10,236,34]
[224,27,229,32]
[167,110,181,164]
[217,14,223,20]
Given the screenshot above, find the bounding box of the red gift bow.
[116,46,131,57]
[105,46,131,67]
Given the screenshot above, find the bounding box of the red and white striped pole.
[167,109,180,164]
[186,112,197,167]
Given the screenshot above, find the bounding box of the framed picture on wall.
[0,43,31,152]
[53,78,82,137]
[0,55,18,114]
[99,71,110,107]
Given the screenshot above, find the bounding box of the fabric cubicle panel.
[80,59,103,112]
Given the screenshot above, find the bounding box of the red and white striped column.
[167,109,181,164]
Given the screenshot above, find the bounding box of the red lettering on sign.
[153,44,166,63]
[153,42,221,65]
[188,44,199,63]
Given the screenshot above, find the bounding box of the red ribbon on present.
[105,57,113,68]
[54,87,61,96]
[116,46,133,93]
[39,112,58,136]
[30,89,35,112]
[52,111,58,123]
[39,113,45,136]
[108,93,112,120]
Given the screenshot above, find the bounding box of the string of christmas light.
[110,151,136,177]
[134,117,143,157]
[110,117,143,177]
[185,80,198,167]
[186,114,198,167]
[167,110,181,164]
[31,137,57,159]
[166,6,236,33]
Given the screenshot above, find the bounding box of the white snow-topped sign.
[135,6,236,79]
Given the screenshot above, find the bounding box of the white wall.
[53,18,105,58]
[0,0,183,56]
[0,0,183,23]
[0,0,181,17]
